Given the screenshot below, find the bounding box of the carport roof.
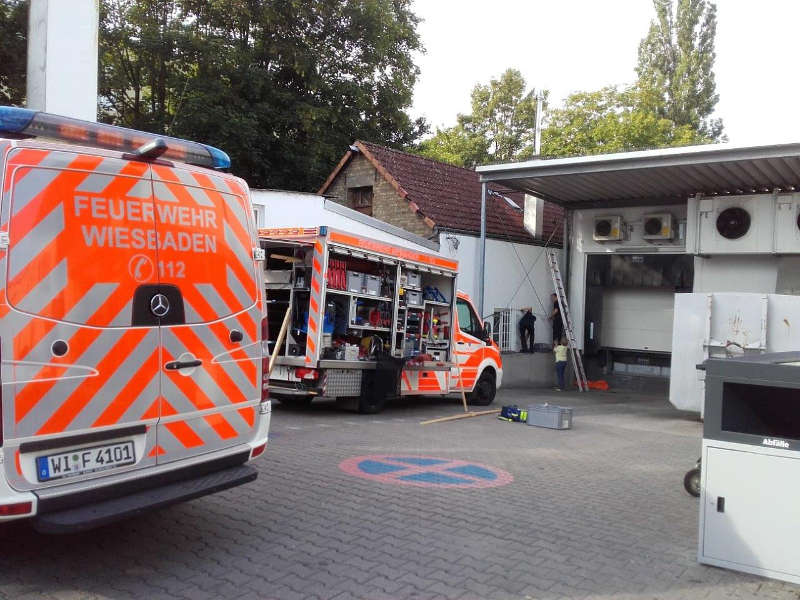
[476,142,800,209]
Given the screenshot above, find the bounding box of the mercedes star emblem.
[150,293,170,317]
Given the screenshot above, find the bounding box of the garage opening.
[583,254,694,387]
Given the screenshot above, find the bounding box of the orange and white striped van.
[0,107,270,532]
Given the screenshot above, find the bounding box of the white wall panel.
[600,289,675,352]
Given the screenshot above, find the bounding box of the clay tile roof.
[325,141,562,246]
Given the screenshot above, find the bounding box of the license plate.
[273,366,290,380]
[36,441,136,482]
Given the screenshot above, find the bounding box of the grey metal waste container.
[698,351,800,585]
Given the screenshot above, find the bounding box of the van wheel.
[468,372,496,406]
[277,396,313,410]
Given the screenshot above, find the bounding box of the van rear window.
[5,151,257,326]
[150,165,258,324]
[6,152,155,327]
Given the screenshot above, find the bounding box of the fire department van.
[260,227,502,413]
[0,107,270,532]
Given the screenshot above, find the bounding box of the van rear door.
[150,165,261,464]
[2,148,162,490]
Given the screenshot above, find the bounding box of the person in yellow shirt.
[554,337,569,391]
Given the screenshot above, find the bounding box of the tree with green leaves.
[418,69,545,167]
[98,0,426,192]
[541,86,701,158]
[0,0,425,192]
[0,0,27,106]
[636,0,723,140]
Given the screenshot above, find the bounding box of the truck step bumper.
[33,464,257,534]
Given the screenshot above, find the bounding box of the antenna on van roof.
[128,138,168,161]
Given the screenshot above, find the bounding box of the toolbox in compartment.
[347,271,365,293]
[365,274,381,296]
[406,290,423,307]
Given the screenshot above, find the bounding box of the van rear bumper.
[32,450,254,534]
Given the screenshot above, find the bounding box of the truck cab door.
[452,297,486,391]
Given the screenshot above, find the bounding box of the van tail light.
[261,317,269,403]
[250,442,267,460]
[0,501,32,516]
[294,367,318,380]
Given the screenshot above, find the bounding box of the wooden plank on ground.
[420,409,501,425]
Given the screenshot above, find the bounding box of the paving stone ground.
[1,386,798,600]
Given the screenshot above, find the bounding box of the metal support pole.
[534,93,544,156]
[478,182,487,317]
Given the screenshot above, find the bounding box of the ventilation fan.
[642,213,674,240]
[593,216,623,241]
[716,207,751,240]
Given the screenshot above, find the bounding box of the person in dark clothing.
[518,308,536,352]
[549,293,564,343]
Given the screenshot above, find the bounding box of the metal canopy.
[476,142,800,208]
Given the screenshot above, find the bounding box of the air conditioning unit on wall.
[774,194,800,253]
[642,213,674,241]
[593,216,624,242]
[697,196,776,254]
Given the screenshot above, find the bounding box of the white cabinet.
[700,444,800,584]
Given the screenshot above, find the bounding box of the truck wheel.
[468,371,496,406]
[357,378,386,414]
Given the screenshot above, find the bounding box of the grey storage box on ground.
[365,274,380,296]
[406,290,423,307]
[347,271,365,293]
[526,404,573,430]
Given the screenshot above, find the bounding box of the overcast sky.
[410,0,800,146]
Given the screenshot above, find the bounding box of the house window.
[349,186,373,216]
[492,308,512,351]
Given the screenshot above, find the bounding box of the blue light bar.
[0,106,231,170]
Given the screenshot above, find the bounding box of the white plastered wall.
[438,231,561,349]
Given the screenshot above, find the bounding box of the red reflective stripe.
[4,149,50,193]
[162,349,241,440]
[170,328,249,403]
[204,413,238,440]
[37,329,149,434]
[93,348,160,426]
[238,406,255,428]
[14,285,140,423]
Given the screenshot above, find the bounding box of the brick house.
[318,141,564,353]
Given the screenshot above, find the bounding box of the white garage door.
[601,289,675,352]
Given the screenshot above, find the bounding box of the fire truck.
[260,226,502,413]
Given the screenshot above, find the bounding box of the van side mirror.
[482,322,492,344]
